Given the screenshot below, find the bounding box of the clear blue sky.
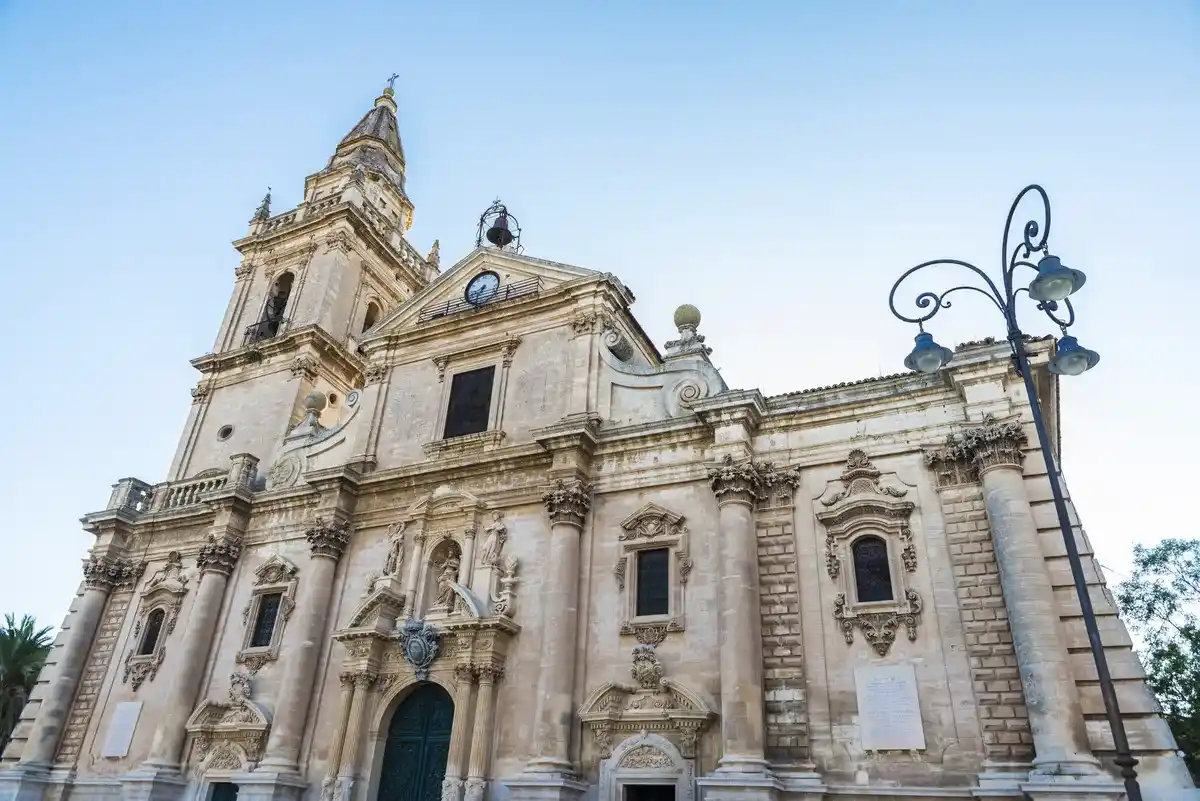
[1,2,1197,628]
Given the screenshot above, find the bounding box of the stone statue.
[384,521,407,576]
[434,555,460,609]
[478,512,507,567]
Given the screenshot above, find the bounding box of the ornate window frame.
[236,554,298,674]
[123,551,190,691]
[613,503,691,639]
[424,335,521,459]
[816,450,923,657]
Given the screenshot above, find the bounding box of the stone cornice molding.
[82,554,146,592]
[690,390,767,430]
[305,516,353,559]
[196,535,243,576]
[542,479,593,529]
[190,324,365,384]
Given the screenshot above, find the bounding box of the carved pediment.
[579,676,713,759]
[186,673,271,772]
[619,503,685,541]
[346,583,406,629]
[252,553,299,586]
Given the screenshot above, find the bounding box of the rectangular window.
[635,548,670,617]
[249,592,283,648]
[443,366,495,439]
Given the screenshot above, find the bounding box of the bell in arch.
[486,211,515,248]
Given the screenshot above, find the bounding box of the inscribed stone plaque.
[854,664,925,751]
[100,701,142,758]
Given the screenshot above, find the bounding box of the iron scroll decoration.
[888,184,1075,349]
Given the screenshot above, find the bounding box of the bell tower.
[168,82,440,481]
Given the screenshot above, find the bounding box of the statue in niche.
[384,521,407,576]
[478,512,508,567]
[434,555,460,610]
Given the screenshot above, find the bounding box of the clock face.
[464,271,500,306]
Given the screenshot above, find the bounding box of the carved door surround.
[334,568,520,801]
[122,550,190,691]
[599,732,695,801]
[816,450,924,657]
[184,672,271,776]
[613,503,692,640]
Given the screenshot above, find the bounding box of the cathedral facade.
[0,85,1194,801]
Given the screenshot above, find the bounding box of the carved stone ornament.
[599,732,695,801]
[925,414,1028,487]
[579,665,713,760]
[491,554,520,618]
[306,516,353,559]
[542,479,593,528]
[833,590,923,657]
[400,618,442,680]
[817,450,922,651]
[236,554,298,674]
[290,354,319,381]
[365,359,390,385]
[706,457,800,508]
[384,521,407,577]
[82,554,146,592]
[478,512,508,567]
[621,745,673,769]
[186,672,271,773]
[602,324,634,362]
[123,551,190,691]
[615,503,691,636]
[197,535,243,577]
[191,382,212,405]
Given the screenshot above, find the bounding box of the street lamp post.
[887,185,1138,801]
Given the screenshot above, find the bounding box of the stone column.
[19,554,139,768]
[257,518,352,774]
[318,678,354,799]
[443,664,478,801]
[955,418,1100,777]
[334,671,376,799]
[525,479,591,777]
[140,536,242,772]
[465,665,503,801]
[458,527,477,588]
[403,529,427,617]
[706,457,769,774]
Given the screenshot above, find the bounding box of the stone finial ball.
[673,304,702,329]
[303,391,328,412]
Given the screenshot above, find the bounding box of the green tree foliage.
[0,614,52,755]
[1116,539,1200,778]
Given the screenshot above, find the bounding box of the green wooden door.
[209,782,239,801]
[376,683,454,801]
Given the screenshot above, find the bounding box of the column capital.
[542,479,593,529]
[925,414,1027,485]
[454,663,478,685]
[339,670,378,689]
[196,534,242,576]
[475,663,504,686]
[82,553,145,592]
[707,455,763,506]
[306,516,353,559]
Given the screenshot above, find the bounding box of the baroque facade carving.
[123,551,190,690]
[542,479,592,528]
[82,554,145,592]
[186,672,271,773]
[197,534,242,577]
[832,590,923,657]
[236,554,298,674]
[925,414,1029,487]
[614,503,691,637]
[306,516,353,558]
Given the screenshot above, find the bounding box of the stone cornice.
[690,390,768,428]
[190,324,365,383]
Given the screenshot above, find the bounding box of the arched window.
[138,608,166,656]
[248,272,294,343]
[852,536,893,603]
[362,300,380,333]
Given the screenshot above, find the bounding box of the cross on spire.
[387,72,399,92]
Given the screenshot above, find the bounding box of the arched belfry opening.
[247,272,294,343]
[376,682,453,801]
[362,300,381,333]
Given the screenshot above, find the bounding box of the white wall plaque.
[854,664,925,751]
[100,701,142,758]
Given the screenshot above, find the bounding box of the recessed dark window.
[138,608,166,656]
[249,592,283,648]
[636,548,670,617]
[443,366,495,439]
[217,425,234,441]
[853,536,893,603]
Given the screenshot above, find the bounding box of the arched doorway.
[377,682,454,801]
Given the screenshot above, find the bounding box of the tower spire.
[334,82,405,171]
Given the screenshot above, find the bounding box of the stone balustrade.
[104,454,259,516]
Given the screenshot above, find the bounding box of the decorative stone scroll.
[925,414,1029,487]
[542,479,593,528]
[123,551,189,690]
[186,672,271,774]
[833,590,923,657]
